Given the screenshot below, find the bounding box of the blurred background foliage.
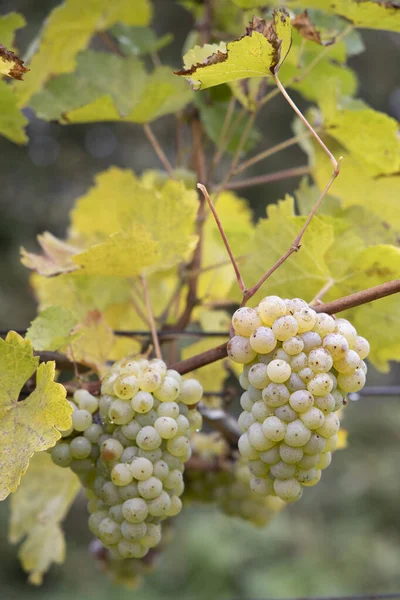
[0,0,400,597]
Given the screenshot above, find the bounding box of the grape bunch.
[184,433,285,526]
[51,357,203,560]
[228,296,369,503]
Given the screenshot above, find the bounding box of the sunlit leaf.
[0,80,28,144]
[176,10,292,90]
[0,12,26,49]
[26,306,80,351]
[0,332,71,500]
[9,452,80,585]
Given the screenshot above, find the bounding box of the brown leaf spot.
[0,44,29,80]
[292,11,335,46]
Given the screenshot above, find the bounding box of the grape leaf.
[65,66,193,124]
[0,80,28,144]
[233,196,334,305]
[282,0,400,32]
[292,10,336,45]
[15,0,152,107]
[311,142,400,233]
[26,306,80,351]
[322,105,400,176]
[64,310,115,373]
[73,223,161,277]
[231,0,267,6]
[182,337,229,404]
[175,10,292,90]
[9,452,80,585]
[20,232,79,276]
[0,44,28,80]
[0,332,72,500]
[71,168,198,272]
[0,12,26,49]
[111,24,173,56]
[30,51,148,120]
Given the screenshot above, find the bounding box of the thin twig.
[141,275,162,360]
[99,32,125,57]
[170,279,400,374]
[143,123,175,178]
[130,288,150,328]
[234,129,314,176]
[198,403,242,443]
[242,167,341,303]
[274,74,339,173]
[309,278,335,306]
[197,183,246,293]
[221,165,310,191]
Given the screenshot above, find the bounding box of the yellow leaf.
[176,10,292,90]
[21,232,80,276]
[336,428,348,450]
[15,0,152,106]
[182,337,228,398]
[71,167,198,272]
[9,452,80,585]
[0,332,72,500]
[73,223,161,277]
[64,310,115,373]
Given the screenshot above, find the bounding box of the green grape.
[138,477,163,500]
[122,498,149,523]
[111,463,134,486]
[109,399,135,425]
[131,391,154,414]
[72,409,93,431]
[74,389,99,414]
[51,442,72,467]
[70,436,92,459]
[101,439,124,462]
[130,457,153,481]
[121,520,147,541]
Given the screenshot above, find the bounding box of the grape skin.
[230,295,368,503]
[50,357,203,561]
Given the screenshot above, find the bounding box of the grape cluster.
[228,296,369,503]
[184,433,285,526]
[51,357,203,560]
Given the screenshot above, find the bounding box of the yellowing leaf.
[26,306,80,351]
[64,310,115,373]
[323,106,400,176]
[9,452,80,585]
[235,196,333,305]
[16,0,152,107]
[71,167,198,272]
[0,332,72,500]
[183,42,226,68]
[182,337,228,399]
[337,429,348,450]
[176,10,292,90]
[73,223,160,277]
[312,143,400,233]
[21,232,79,276]
[0,80,28,144]
[0,13,26,49]
[284,0,400,32]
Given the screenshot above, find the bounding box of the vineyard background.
[1,0,400,598]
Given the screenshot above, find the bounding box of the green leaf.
[199,100,261,154]
[0,80,28,144]
[231,0,267,6]
[71,168,198,273]
[0,332,72,500]
[176,10,292,90]
[15,0,152,107]
[234,196,334,304]
[26,306,80,351]
[30,50,148,120]
[31,51,193,125]
[0,12,26,48]
[73,223,161,277]
[111,24,173,56]
[9,451,80,585]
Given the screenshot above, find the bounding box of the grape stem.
[170,279,400,374]
[197,183,247,293]
[140,275,162,360]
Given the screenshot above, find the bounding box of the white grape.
[337,368,366,393]
[262,416,287,442]
[293,307,317,333]
[300,407,325,430]
[284,419,311,447]
[267,359,291,383]
[258,295,287,326]
[232,307,262,336]
[282,336,304,355]
[249,326,277,354]
[248,363,270,389]
[289,390,314,413]
[262,383,290,407]
[272,315,299,341]
[227,336,257,364]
